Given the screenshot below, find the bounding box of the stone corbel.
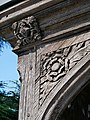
[12,16,42,49]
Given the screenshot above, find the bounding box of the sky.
[0,45,19,82]
[0,0,11,5]
[0,0,19,91]
[0,44,19,92]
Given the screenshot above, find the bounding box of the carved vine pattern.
[39,40,90,106]
[12,16,41,47]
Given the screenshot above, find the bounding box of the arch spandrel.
[40,52,90,120]
[38,39,90,106]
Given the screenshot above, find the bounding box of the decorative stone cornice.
[12,16,42,48]
[0,0,90,50]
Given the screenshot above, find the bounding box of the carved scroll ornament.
[12,16,41,47]
[39,40,90,106]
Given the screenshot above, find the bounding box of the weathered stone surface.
[12,16,42,48]
[0,0,90,120]
[39,40,90,106]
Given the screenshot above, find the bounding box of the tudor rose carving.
[39,40,90,106]
[12,16,41,48]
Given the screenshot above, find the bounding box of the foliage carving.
[39,40,90,106]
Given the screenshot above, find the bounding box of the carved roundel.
[41,49,67,82]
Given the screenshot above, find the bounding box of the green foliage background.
[0,37,19,120]
[0,81,20,120]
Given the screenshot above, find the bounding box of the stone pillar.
[12,16,42,120]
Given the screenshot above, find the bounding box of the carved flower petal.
[54,53,61,58]
[46,75,52,82]
[50,58,57,64]
[58,65,64,74]
[58,58,64,65]
[43,59,50,69]
[50,72,58,77]
[54,72,66,81]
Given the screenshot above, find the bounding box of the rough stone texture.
[12,16,42,49]
[39,40,90,106]
[0,0,90,120]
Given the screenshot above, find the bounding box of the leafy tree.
[0,80,20,120]
[0,37,6,51]
[0,36,9,53]
[0,37,19,120]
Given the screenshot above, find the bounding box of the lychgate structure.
[0,0,90,120]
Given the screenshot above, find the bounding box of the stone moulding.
[0,0,90,51]
[0,0,64,27]
[39,39,90,106]
[12,16,42,48]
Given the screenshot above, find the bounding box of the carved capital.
[12,16,42,48]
